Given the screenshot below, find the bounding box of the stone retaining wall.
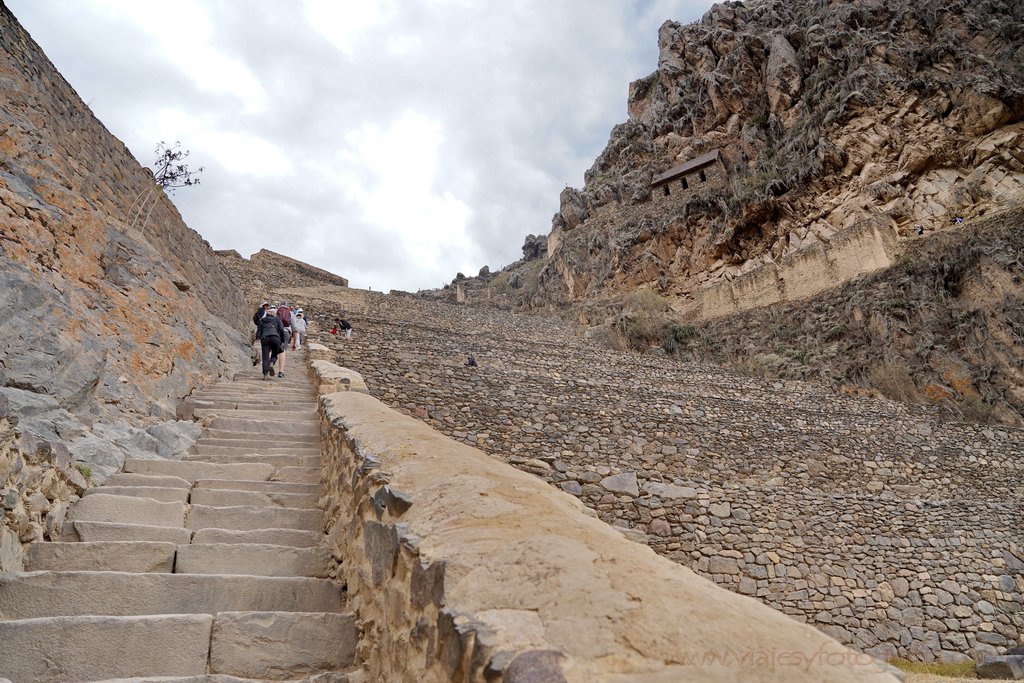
[632,485,1022,662]
[307,356,900,683]
[680,217,900,321]
[304,292,1023,663]
[0,394,87,571]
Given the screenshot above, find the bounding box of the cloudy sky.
[9,0,714,292]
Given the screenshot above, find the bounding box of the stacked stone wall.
[0,394,87,571]
[306,352,901,682]
[298,290,1023,663]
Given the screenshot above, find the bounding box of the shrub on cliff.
[152,141,203,192]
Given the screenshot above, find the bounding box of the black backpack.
[258,316,280,339]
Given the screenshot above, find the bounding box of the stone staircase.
[0,351,358,682]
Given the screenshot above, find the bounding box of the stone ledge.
[312,382,900,682]
[307,343,334,363]
[308,358,369,395]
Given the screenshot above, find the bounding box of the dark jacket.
[257,315,285,341]
[252,307,267,326]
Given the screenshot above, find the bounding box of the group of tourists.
[252,300,357,380]
[252,300,308,380]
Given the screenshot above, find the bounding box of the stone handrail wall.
[0,394,88,571]
[306,356,900,682]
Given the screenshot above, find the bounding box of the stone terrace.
[299,288,1023,664]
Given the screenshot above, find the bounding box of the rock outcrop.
[525,0,1024,311]
[0,394,88,571]
[0,5,248,481]
[217,249,349,311]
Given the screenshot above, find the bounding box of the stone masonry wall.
[0,393,87,571]
[681,217,900,321]
[298,290,1023,663]
[306,351,900,683]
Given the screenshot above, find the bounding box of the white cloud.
[6,0,717,291]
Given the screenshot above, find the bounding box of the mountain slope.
[527,0,1024,311]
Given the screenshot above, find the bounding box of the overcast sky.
[9,0,714,292]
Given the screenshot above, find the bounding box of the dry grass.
[893,657,977,679]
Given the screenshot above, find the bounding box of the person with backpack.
[250,301,271,364]
[291,309,308,350]
[277,301,293,328]
[273,302,294,378]
[256,306,286,380]
[252,301,270,326]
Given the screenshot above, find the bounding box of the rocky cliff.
[527,0,1024,312]
[0,4,249,480]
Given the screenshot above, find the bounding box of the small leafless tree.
[152,141,204,192]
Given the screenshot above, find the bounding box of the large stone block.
[124,459,275,482]
[187,504,323,532]
[175,543,331,577]
[210,611,357,678]
[0,614,213,681]
[25,541,176,573]
[189,488,319,509]
[190,527,323,548]
[69,521,192,544]
[84,485,190,503]
[0,572,344,618]
[194,478,320,494]
[978,655,1024,679]
[67,494,185,527]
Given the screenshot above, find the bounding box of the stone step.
[204,417,319,431]
[24,541,177,573]
[0,571,344,618]
[196,384,313,394]
[187,505,323,532]
[84,486,191,503]
[63,521,193,544]
[91,676,265,683]
[192,394,314,405]
[68,494,185,527]
[124,459,275,482]
[271,467,321,484]
[190,488,320,509]
[190,528,323,548]
[189,445,320,458]
[175,544,331,578]
[0,614,213,681]
[199,430,319,444]
[104,473,194,488]
[192,399,312,410]
[209,611,357,679]
[194,479,320,494]
[193,408,316,421]
[190,444,319,458]
[186,453,321,468]
[195,386,310,394]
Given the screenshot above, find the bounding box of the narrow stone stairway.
[0,350,358,682]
